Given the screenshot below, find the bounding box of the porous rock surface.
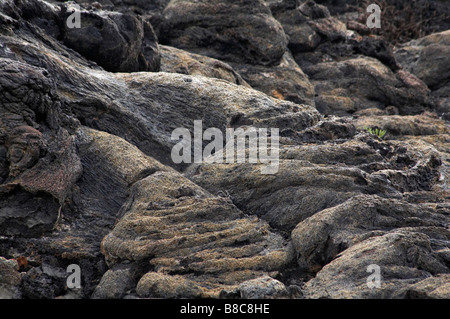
[0,0,449,299]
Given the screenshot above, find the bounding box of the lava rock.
[231,51,316,106]
[160,0,288,65]
[60,3,160,72]
[0,257,21,299]
[160,45,249,86]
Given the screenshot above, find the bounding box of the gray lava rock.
[239,276,288,299]
[60,4,160,72]
[160,45,248,86]
[0,257,21,299]
[395,30,450,118]
[160,0,288,65]
[231,51,316,106]
[307,57,435,116]
[0,0,449,300]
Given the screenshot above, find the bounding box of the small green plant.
[363,126,387,139]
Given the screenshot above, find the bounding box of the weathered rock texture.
[61,3,161,72]
[0,0,449,299]
[230,51,316,106]
[159,0,288,66]
[394,30,450,119]
[306,57,434,115]
[0,257,21,298]
[99,170,294,298]
[159,45,249,87]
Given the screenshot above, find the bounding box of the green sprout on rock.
[363,126,387,139]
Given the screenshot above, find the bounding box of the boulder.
[15,0,62,38]
[159,45,249,86]
[238,276,288,299]
[302,231,450,298]
[231,51,316,106]
[306,57,434,115]
[4,0,161,73]
[402,275,450,299]
[185,119,442,233]
[100,170,294,298]
[0,0,449,300]
[20,261,67,299]
[354,113,449,137]
[0,257,21,299]
[60,3,160,72]
[292,195,450,273]
[1,9,319,171]
[395,30,450,90]
[160,0,288,65]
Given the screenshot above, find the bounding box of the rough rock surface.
[100,170,294,298]
[0,0,449,300]
[159,0,288,66]
[239,275,288,299]
[302,230,450,298]
[0,58,82,237]
[315,0,450,37]
[159,45,249,87]
[292,195,450,273]
[394,30,450,119]
[60,3,161,72]
[16,0,161,72]
[185,122,443,232]
[0,257,21,298]
[231,51,316,106]
[306,56,434,116]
